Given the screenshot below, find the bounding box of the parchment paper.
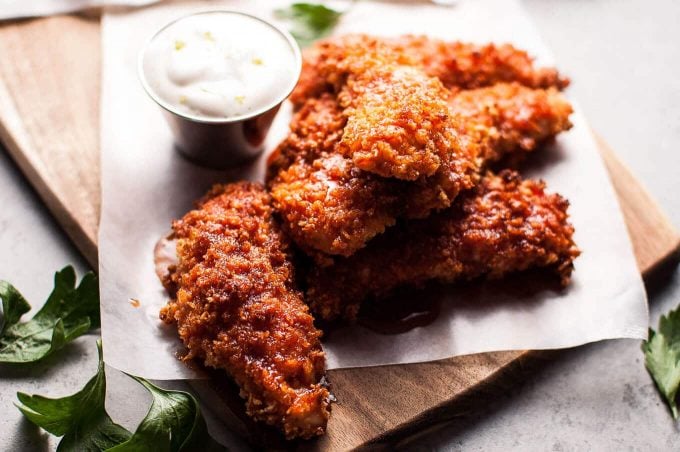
[100,0,648,379]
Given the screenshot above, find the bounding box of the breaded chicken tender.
[290,34,569,108]
[291,37,463,181]
[159,182,330,439]
[266,96,404,260]
[306,171,580,321]
[269,153,405,261]
[391,36,570,91]
[268,83,572,258]
[338,63,457,180]
[450,83,574,163]
[267,92,479,259]
[267,95,347,176]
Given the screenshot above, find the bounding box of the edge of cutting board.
[0,15,100,266]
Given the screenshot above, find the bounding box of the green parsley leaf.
[16,340,132,451]
[17,339,225,451]
[275,2,343,47]
[643,306,680,419]
[0,280,31,334]
[108,377,224,452]
[0,266,100,363]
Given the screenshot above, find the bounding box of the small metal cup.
[138,11,301,169]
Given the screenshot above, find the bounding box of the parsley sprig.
[643,306,680,418]
[17,340,225,451]
[0,266,99,363]
[275,2,344,47]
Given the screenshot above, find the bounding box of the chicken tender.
[292,37,463,180]
[306,171,580,321]
[159,182,330,439]
[391,35,570,91]
[266,96,403,260]
[404,82,574,217]
[451,83,573,163]
[269,153,405,261]
[267,95,479,258]
[290,34,569,108]
[267,94,347,176]
[268,83,572,258]
[338,63,457,180]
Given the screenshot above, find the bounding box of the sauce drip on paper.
[358,284,444,335]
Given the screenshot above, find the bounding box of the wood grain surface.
[0,14,678,452]
[0,15,100,266]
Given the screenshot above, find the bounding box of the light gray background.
[1,0,678,450]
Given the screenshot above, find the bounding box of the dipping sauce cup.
[138,11,301,168]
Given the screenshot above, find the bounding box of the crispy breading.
[266,96,404,260]
[266,94,347,179]
[338,63,456,180]
[290,37,462,180]
[159,182,330,439]
[268,82,572,258]
[267,93,479,258]
[404,82,574,217]
[269,153,404,261]
[391,36,570,91]
[290,35,386,109]
[290,34,569,108]
[306,171,580,321]
[450,82,574,164]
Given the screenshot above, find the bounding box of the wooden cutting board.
[0,14,678,451]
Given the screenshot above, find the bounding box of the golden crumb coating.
[159,182,330,439]
[290,37,463,181]
[267,94,347,174]
[290,35,386,108]
[269,153,403,261]
[268,81,572,258]
[390,35,570,91]
[306,171,580,321]
[449,82,573,164]
[290,34,569,108]
[266,94,347,180]
[402,82,574,218]
[267,93,479,258]
[338,62,457,180]
[266,96,406,259]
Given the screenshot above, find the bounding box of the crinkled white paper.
[99,0,648,379]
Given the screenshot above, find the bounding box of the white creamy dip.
[141,12,299,120]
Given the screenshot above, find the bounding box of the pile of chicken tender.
[159,35,580,440]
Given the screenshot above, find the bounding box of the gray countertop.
[1,0,679,450]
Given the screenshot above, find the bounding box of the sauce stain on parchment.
[358,283,445,335]
[154,231,179,289]
[154,232,178,280]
